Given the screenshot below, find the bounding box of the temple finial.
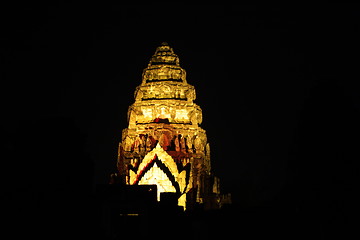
[141,42,186,83]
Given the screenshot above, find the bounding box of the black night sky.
[1,3,359,239]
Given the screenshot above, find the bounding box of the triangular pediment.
[136,143,179,179]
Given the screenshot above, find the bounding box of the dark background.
[1,3,359,239]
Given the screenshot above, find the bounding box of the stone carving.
[115,43,227,210]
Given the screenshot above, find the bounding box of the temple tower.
[115,43,224,210]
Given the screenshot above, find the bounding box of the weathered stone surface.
[115,43,226,210]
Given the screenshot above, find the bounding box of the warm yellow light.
[117,43,224,210]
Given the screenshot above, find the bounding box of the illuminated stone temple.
[114,42,229,210]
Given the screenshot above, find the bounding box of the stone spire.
[115,43,228,210]
[142,42,186,84]
[148,42,180,66]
